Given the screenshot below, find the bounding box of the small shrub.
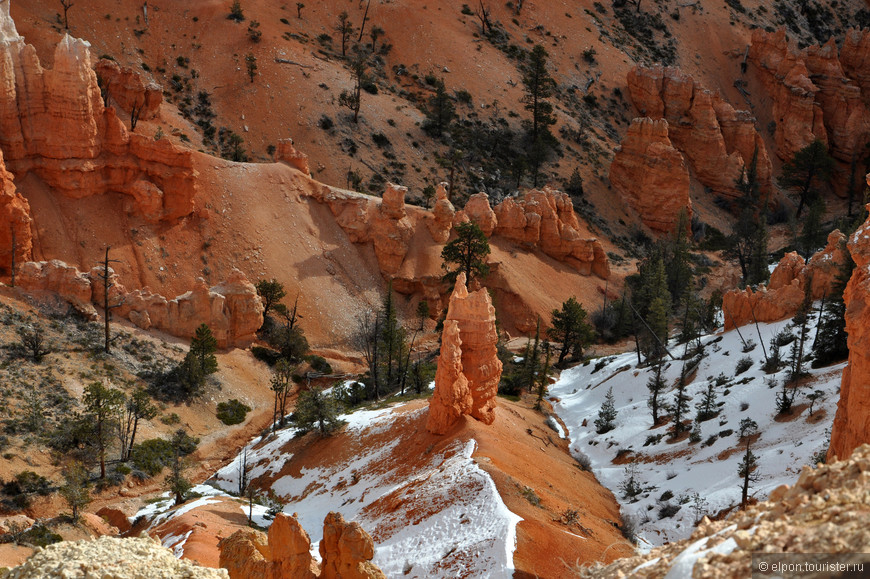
[318,115,334,130]
[735,356,753,375]
[520,486,541,506]
[658,503,681,519]
[160,413,181,425]
[18,524,62,547]
[252,346,281,366]
[216,399,251,425]
[228,0,245,21]
[659,490,674,502]
[306,355,332,374]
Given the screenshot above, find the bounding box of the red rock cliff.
[829,198,870,461]
[609,117,692,234]
[0,4,196,222]
[627,65,773,198]
[0,147,31,274]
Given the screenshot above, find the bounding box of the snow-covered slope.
[137,403,521,578]
[551,314,844,547]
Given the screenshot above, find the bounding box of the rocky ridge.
[722,230,848,329]
[16,260,263,347]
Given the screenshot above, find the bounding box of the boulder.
[609,117,692,234]
[463,193,498,236]
[17,260,96,317]
[270,514,316,579]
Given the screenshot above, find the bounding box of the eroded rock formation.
[426,182,455,244]
[94,58,162,121]
[609,118,692,234]
[428,274,502,433]
[276,138,311,176]
[493,188,610,278]
[0,3,196,223]
[17,260,263,348]
[829,201,870,461]
[749,28,870,164]
[426,320,472,434]
[320,512,386,579]
[218,512,383,579]
[627,65,773,197]
[722,231,849,329]
[0,147,31,273]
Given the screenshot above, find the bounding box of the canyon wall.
[829,199,870,461]
[608,117,692,234]
[0,3,196,229]
[626,64,773,198]
[749,28,870,164]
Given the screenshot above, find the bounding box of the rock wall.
[218,512,384,579]
[427,274,502,433]
[16,260,263,348]
[94,58,162,121]
[0,147,31,273]
[0,3,196,223]
[627,65,773,198]
[749,28,870,164]
[608,117,692,234]
[829,201,870,461]
[722,231,848,329]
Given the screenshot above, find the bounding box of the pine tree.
[294,387,342,434]
[59,461,91,523]
[695,382,718,422]
[595,387,617,434]
[520,44,557,186]
[83,382,125,479]
[441,221,491,287]
[524,318,542,392]
[534,341,552,410]
[644,296,669,360]
[664,210,693,306]
[738,440,760,508]
[646,358,666,426]
[778,139,834,218]
[166,429,194,507]
[179,324,219,398]
[422,78,456,137]
[726,148,769,286]
[798,198,826,260]
[547,297,595,366]
[670,370,691,438]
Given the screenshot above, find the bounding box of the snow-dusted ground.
[551,314,844,548]
[135,403,521,578]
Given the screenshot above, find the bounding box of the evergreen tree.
[520,44,557,186]
[695,382,718,422]
[120,387,157,461]
[798,198,826,260]
[595,387,617,434]
[644,296,669,360]
[166,429,194,507]
[738,440,760,508]
[670,370,691,438]
[339,48,369,123]
[726,149,769,286]
[270,359,296,430]
[646,358,667,425]
[806,389,826,416]
[664,210,693,306]
[83,382,125,479]
[523,318,542,392]
[441,221,491,287]
[779,139,835,218]
[534,341,552,410]
[179,324,219,397]
[423,78,456,137]
[294,387,342,434]
[255,279,286,319]
[378,282,407,393]
[813,245,855,366]
[547,297,595,366]
[59,461,91,523]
